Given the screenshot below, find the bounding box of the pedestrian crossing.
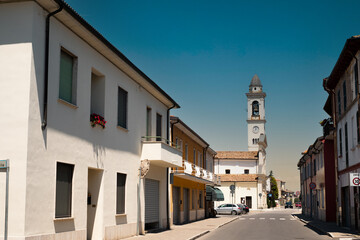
[239,216,297,221]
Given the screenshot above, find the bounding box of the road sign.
[0,160,7,168]
[350,173,360,186]
[309,182,316,190]
[268,193,272,197]
[296,191,300,196]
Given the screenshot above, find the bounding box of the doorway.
[341,186,351,227]
[172,186,180,224]
[183,188,189,223]
[87,168,103,240]
[246,196,252,208]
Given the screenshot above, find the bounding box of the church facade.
[214,75,268,209]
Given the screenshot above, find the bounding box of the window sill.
[115,213,127,217]
[58,99,78,109]
[117,126,129,132]
[53,217,74,222]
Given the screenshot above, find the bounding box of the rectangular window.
[116,173,126,214]
[225,169,230,174]
[156,113,162,141]
[339,128,343,157]
[146,107,152,139]
[90,71,105,116]
[179,139,183,151]
[117,87,128,128]
[357,111,360,144]
[199,190,203,208]
[193,148,196,164]
[185,144,188,161]
[244,169,249,174]
[337,90,341,116]
[313,159,316,176]
[355,63,359,97]
[55,162,74,218]
[345,123,349,168]
[343,81,347,111]
[59,49,77,104]
[198,151,202,167]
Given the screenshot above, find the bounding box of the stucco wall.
[214,159,257,175]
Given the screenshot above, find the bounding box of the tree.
[267,171,279,208]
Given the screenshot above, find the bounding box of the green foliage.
[267,171,279,208]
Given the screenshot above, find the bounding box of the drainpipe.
[323,77,339,225]
[166,104,176,230]
[42,4,64,131]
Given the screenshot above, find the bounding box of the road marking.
[259,218,265,220]
[280,218,286,221]
[270,218,275,220]
[249,218,255,220]
[239,218,246,220]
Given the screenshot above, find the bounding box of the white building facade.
[214,75,268,209]
[0,1,182,239]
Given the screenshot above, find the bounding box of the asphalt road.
[199,209,331,240]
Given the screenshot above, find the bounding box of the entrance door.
[145,179,160,230]
[183,188,189,223]
[87,168,103,240]
[172,186,180,224]
[246,196,252,209]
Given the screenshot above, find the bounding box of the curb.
[188,216,240,240]
[291,215,332,238]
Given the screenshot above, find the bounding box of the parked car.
[243,204,250,213]
[236,204,246,214]
[285,202,293,208]
[215,204,242,215]
[295,202,302,208]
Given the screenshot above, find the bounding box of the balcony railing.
[141,136,182,168]
[171,159,220,185]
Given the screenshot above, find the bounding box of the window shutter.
[59,51,73,103]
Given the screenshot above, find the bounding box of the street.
[199,209,331,240]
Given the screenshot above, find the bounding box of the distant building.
[323,35,360,229]
[214,75,268,209]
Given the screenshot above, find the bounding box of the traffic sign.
[350,173,360,186]
[309,182,316,190]
[0,160,7,169]
[296,191,300,196]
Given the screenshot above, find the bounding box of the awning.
[206,186,224,201]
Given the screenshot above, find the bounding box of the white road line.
[270,218,275,220]
[279,218,286,221]
[259,218,265,220]
[249,218,255,220]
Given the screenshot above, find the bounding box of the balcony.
[171,160,220,185]
[141,136,183,168]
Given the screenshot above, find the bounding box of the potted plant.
[90,113,106,129]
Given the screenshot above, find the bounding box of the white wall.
[214,159,257,175]
[0,1,173,239]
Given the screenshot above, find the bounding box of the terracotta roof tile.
[218,174,259,182]
[215,151,258,160]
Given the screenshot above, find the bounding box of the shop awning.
[206,186,224,201]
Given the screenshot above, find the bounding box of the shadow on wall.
[93,143,105,169]
[54,218,75,233]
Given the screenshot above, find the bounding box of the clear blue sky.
[65,0,360,191]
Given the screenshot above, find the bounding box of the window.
[146,108,151,139]
[252,101,259,116]
[185,144,188,161]
[355,63,359,97]
[198,151,202,167]
[244,169,249,174]
[345,123,349,167]
[156,114,162,141]
[225,169,230,174]
[199,190,203,208]
[55,162,74,218]
[116,173,126,214]
[343,81,347,111]
[59,49,77,104]
[90,71,105,116]
[193,148,196,163]
[337,90,341,116]
[339,128,343,157]
[117,87,127,128]
[313,160,316,176]
[179,139,183,151]
[357,111,360,144]
[192,189,196,209]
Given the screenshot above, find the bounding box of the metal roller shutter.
[145,179,159,224]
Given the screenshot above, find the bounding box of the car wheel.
[231,210,237,215]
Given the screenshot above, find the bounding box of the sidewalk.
[293,213,360,239]
[125,216,240,240]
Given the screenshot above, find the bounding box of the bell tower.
[246,74,266,151]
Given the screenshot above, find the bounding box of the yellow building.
[170,116,220,224]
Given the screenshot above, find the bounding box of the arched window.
[252,101,259,116]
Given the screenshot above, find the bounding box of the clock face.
[253,126,259,134]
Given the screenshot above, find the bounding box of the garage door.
[145,179,159,228]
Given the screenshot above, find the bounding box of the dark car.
[243,204,250,213]
[285,202,293,208]
[236,204,246,214]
